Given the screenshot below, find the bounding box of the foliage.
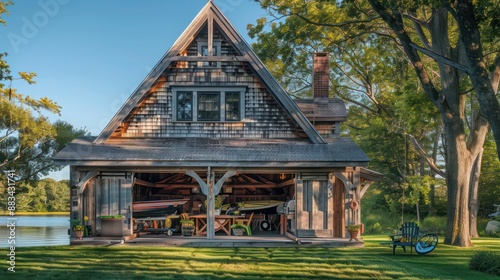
[72,225,85,231]
[479,134,500,217]
[250,0,500,246]
[180,219,194,227]
[469,251,500,276]
[231,223,246,229]
[419,216,447,235]
[346,224,360,231]
[0,8,86,181]
[0,1,12,26]
[0,178,70,212]
[179,213,194,226]
[204,195,225,210]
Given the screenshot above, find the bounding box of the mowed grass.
[2,235,498,279]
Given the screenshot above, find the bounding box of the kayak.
[221,200,285,211]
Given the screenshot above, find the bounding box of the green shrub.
[420,216,447,234]
[361,211,412,234]
[469,251,500,276]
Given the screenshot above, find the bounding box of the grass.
[2,235,499,279]
[0,212,69,215]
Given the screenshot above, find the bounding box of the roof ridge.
[94,1,325,144]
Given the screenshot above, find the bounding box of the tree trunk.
[428,125,442,217]
[469,149,483,238]
[367,0,492,247]
[455,1,500,160]
[443,117,472,247]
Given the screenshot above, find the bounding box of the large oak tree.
[251,0,499,246]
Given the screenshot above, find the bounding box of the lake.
[0,215,70,247]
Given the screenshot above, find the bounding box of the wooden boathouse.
[54,1,382,242]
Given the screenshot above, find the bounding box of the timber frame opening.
[71,167,376,240]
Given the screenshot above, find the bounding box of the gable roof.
[94,1,325,144]
[55,136,369,168]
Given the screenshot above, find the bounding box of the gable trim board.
[95,1,325,144]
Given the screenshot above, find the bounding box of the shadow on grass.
[2,236,499,279]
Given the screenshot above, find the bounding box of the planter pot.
[181,225,195,236]
[73,230,84,240]
[348,230,360,242]
[214,209,221,215]
[232,228,245,236]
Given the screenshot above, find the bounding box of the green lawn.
[2,235,498,279]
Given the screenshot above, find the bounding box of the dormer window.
[197,39,221,68]
[172,87,245,122]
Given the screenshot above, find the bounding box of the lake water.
[0,215,70,247]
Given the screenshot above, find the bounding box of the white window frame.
[172,87,245,122]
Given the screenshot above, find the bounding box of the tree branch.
[409,42,472,74]
[408,134,446,177]
[289,11,379,28]
[490,53,500,94]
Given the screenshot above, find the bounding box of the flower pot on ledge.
[348,230,360,241]
[73,230,84,240]
[181,226,195,236]
[232,227,245,236]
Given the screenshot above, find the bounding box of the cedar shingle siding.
[118,23,299,139]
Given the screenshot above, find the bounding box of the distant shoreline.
[0,212,69,216]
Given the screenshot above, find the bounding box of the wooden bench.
[380,222,420,255]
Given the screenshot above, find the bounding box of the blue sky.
[0,0,267,180]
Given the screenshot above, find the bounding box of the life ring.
[260,220,271,231]
[349,200,359,210]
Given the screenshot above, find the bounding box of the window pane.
[177,92,192,121]
[225,92,240,121]
[201,46,217,67]
[198,92,220,121]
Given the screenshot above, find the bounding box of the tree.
[1,2,86,181]
[478,135,500,217]
[251,0,499,246]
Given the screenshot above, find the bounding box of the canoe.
[133,199,188,212]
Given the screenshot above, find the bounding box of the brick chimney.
[313,52,329,100]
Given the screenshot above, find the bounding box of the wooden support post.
[186,168,235,240]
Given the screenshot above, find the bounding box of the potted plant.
[231,223,246,236]
[204,195,225,215]
[346,224,361,241]
[179,213,195,236]
[72,224,85,240]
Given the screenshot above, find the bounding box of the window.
[201,46,217,67]
[197,40,221,68]
[198,92,220,121]
[177,92,193,121]
[225,92,240,121]
[172,87,245,122]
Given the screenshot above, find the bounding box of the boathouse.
[54,1,381,241]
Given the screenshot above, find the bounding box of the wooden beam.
[170,55,246,62]
[76,171,98,195]
[213,170,236,194]
[157,173,184,184]
[208,11,213,57]
[277,178,295,188]
[185,171,208,195]
[334,172,353,192]
[254,174,276,184]
[134,178,156,188]
[359,181,373,199]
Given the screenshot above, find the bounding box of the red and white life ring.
[349,200,359,210]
